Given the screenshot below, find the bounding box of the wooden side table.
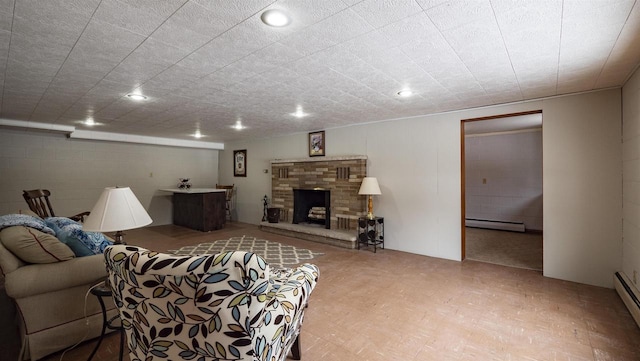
[357,216,384,253]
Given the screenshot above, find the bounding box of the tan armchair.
[0,237,116,360]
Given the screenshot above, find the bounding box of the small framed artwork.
[233,149,247,177]
[309,130,325,157]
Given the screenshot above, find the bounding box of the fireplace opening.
[293,189,330,229]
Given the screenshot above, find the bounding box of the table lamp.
[358,177,382,219]
[83,186,152,244]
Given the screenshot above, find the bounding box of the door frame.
[460,110,542,261]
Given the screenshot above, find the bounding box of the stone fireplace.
[271,155,367,230]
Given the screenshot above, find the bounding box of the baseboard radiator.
[465,218,525,232]
[614,272,640,328]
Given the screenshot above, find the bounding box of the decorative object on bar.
[358,177,382,219]
[177,178,191,189]
[83,187,152,244]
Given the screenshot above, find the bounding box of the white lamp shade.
[358,177,382,195]
[83,187,152,232]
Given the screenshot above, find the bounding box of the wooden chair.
[22,189,91,222]
[215,184,234,221]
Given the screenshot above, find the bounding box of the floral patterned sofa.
[104,245,319,361]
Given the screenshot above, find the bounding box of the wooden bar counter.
[161,188,227,232]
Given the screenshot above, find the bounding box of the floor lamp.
[83,187,152,244]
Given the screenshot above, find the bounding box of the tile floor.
[27,223,640,361]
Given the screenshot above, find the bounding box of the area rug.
[167,235,323,269]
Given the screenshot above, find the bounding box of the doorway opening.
[461,111,543,271]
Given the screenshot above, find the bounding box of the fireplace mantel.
[271,155,367,164]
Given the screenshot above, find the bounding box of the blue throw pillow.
[0,214,55,235]
[45,217,112,257]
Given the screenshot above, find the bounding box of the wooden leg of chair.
[291,334,301,360]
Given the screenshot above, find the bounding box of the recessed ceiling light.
[127,93,147,101]
[261,9,290,27]
[232,120,246,130]
[397,90,413,97]
[291,106,308,118]
[193,130,202,138]
[85,117,95,126]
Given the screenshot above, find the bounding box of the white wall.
[543,90,622,288]
[465,129,543,231]
[623,67,640,290]
[0,129,219,225]
[220,89,622,288]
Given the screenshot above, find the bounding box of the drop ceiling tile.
[123,38,191,69]
[596,2,640,87]
[558,0,634,91]
[249,42,306,67]
[175,53,227,78]
[425,0,493,32]
[104,62,166,86]
[199,68,254,90]
[13,0,99,46]
[149,21,211,53]
[0,29,9,62]
[269,0,349,27]
[168,2,237,37]
[66,19,147,70]
[366,52,428,81]
[277,27,337,56]
[0,5,12,33]
[378,12,439,48]
[314,8,375,44]
[92,0,187,37]
[350,0,423,28]
[95,100,139,120]
[144,67,201,93]
[193,0,273,21]
[56,57,118,83]
[8,33,71,74]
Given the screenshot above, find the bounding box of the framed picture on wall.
[309,130,325,157]
[234,149,247,177]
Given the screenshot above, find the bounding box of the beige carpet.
[465,227,542,271]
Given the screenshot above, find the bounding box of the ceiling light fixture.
[127,93,147,101]
[232,120,245,130]
[397,90,413,97]
[261,9,290,27]
[291,106,308,118]
[193,130,202,138]
[85,118,96,126]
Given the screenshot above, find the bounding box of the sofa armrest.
[4,254,107,299]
